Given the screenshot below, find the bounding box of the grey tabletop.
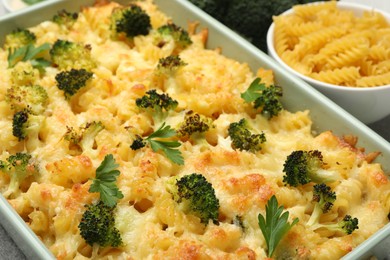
[0,2,390,259]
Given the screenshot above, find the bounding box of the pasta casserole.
[0,0,389,259]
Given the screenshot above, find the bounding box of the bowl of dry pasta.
[267,1,390,124]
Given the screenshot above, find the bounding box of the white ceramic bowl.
[2,0,28,12]
[2,0,49,12]
[267,1,390,124]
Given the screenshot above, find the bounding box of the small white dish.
[267,1,390,124]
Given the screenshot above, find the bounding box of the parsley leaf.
[147,123,184,165]
[241,77,264,103]
[8,43,51,71]
[89,154,124,207]
[130,123,184,165]
[258,195,299,257]
[241,77,284,119]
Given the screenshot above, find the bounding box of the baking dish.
[0,0,389,259]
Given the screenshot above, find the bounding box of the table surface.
[0,1,389,259]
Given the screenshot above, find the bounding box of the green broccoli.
[78,200,123,248]
[189,0,333,52]
[156,55,187,76]
[241,78,283,119]
[167,173,220,225]
[176,110,214,141]
[157,23,192,50]
[187,0,229,21]
[0,152,38,198]
[135,89,178,126]
[228,118,266,153]
[52,9,79,28]
[50,39,96,71]
[282,150,340,187]
[64,121,105,154]
[55,68,93,99]
[5,84,48,114]
[110,4,151,40]
[306,183,336,227]
[12,109,45,142]
[9,61,40,87]
[311,215,359,235]
[4,28,36,50]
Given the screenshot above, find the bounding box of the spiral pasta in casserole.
[0,1,389,259]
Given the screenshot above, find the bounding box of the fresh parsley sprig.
[89,154,124,207]
[130,123,184,165]
[258,195,299,257]
[241,77,283,119]
[8,43,51,72]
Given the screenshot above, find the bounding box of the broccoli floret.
[228,118,266,153]
[4,28,36,50]
[78,200,123,248]
[10,62,40,86]
[52,9,79,28]
[5,84,48,114]
[306,183,336,227]
[190,0,335,52]
[176,110,214,141]
[64,121,105,155]
[156,55,187,76]
[129,135,146,150]
[312,215,359,235]
[136,89,178,126]
[241,78,283,119]
[50,39,96,71]
[55,68,93,99]
[157,23,192,50]
[12,109,45,142]
[167,173,220,225]
[282,150,340,187]
[0,152,38,198]
[110,5,151,40]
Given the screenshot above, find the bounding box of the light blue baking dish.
[0,0,389,259]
